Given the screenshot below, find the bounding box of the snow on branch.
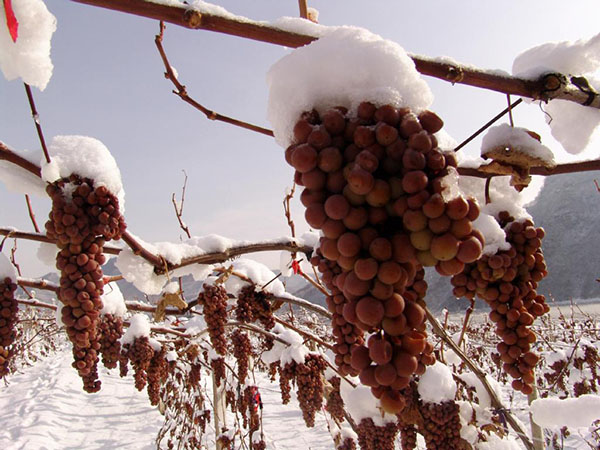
[72,0,600,110]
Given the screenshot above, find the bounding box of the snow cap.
[0,252,17,281]
[513,32,600,154]
[418,361,457,403]
[101,283,127,317]
[0,0,56,90]
[267,26,433,146]
[41,135,125,211]
[121,314,151,344]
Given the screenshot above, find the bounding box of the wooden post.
[213,373,227,450]
[528,371,545,450]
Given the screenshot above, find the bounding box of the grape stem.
[154,21,273,137]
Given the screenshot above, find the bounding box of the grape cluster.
[0,277,18,378]
[337,437,357,450]
[211,356,226,387]
[420,401,462,449]
[236,285,275,330]
[356,418,398,450]
[271,362,292,404]
[45,175,126,392]
[231,329,252,385]
[147,346,168,405]
[98,313,123,369]
[399,424,417,450]
[252,440,266,450]
[287,103,482,409]
[121,336,155,391]
[197,284,228,355]
[325,376,346,422]
[242,386,261,432]
[451,215,549,393]
[285,354,327,427]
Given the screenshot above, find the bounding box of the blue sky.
[1,0,599,276]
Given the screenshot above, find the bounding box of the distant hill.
[526,169,599,303]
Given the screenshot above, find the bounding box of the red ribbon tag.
[3,0,18,43]
[291,260,303,275]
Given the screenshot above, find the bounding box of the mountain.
[526,169,599,303]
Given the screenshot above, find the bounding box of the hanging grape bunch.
[45,174,126,392]
[147,346,168,405]
[120,336,155,391]
[451,212,549,393]
[285,102,483,412]
[98,313,123,370]
[419,401,463,449]
[197,283,228,355]
[0,276,18,378]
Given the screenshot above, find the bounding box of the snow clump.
[0,147,47,197]
[481,124,555,166]
[0,0,56,90]
[513,32,600,154]
[418,361,457,403]
[0,252,17,280]
[100,283,127,317]
[41,135,125,211]
[267,26,433,147]
[121,314,151,345]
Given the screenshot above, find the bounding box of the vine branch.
[71,0,600,109]
[155,21,274,137]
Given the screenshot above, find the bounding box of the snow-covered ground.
[0,349,164,450]
[0,347,334,450]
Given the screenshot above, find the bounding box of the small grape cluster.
[287,103,482,410]
[325,376,346,422]
[98,313,123,369]
[252,440,267,450]
[242,386,261,433]
[236,285,275,330]
[211,357,226,387]
[197,284,228,355]
[289,354,327,427]
[45,175,126,392]
[0,277,18,378]
[399,424,417,450]
[147,346,168,405]
[356,418,398,450]
[337,437,357,450]
[271,362,292,404]
[231,329,252,384]
[420,401,462,449]
[121,336,155,391]
[451,214,549,393]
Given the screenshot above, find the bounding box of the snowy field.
[0,347,334,450]
[1,300,598,450]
